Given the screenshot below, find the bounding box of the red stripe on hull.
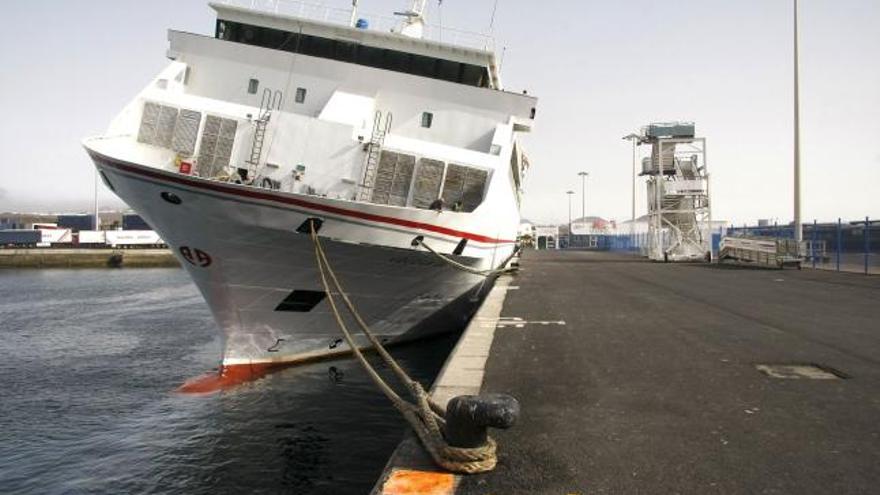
[176,363,289,394]
[88,150,515,245]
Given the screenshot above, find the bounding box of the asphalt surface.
[458,250,880,495]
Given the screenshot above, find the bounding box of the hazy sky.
[1,0,877,224]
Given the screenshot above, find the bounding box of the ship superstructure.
[83,0,536,390]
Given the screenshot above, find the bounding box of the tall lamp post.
[577,171,589,224]
[793,0,802,250]
[622,133,640,238]
[94,169,100,231]
[566,190,575,243]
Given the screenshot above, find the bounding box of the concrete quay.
[0,248,179,268]
[377,249,880,494]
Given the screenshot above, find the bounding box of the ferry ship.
[83,0,536,391]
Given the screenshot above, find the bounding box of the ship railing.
[218,0,495,51]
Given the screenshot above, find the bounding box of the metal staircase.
[358,111,393,202]
[242,88,282,182]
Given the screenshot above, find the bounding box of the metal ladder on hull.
[242,88,283,182]
[358,111,393,202]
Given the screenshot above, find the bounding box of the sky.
[0,0,877,225]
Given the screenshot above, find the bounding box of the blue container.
[0,229,41,246]
[122,213,151,230]
[355,18,369,29]
[57,214,95,232]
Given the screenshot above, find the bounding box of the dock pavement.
[378,249,880,494]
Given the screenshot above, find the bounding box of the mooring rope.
[413,238,519,277]
[308,222,498,473]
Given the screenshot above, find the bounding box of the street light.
[577,171,589,223]
[793,0,803,250]
[622,133,640,237]
[566,190,575,241]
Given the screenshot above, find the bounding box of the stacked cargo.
[122,213,151,231]
[57,214,96,232]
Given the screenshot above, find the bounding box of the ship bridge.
[210,1,502,89]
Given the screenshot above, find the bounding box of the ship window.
[441,164,488,212]
[295,87,307,104]
[335,40,358,63]
[371,151,415,206]
[197,115,238,178]
[171,109,202,157]
[215,20,492,88]
[437,60,461,82]
[359,45,385,67]
[461,64,485,87]
[247,78,259,94]
[421,112,433,129]
[412,158,445,209]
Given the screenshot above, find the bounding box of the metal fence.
[560,217,877,275]
[725,218,878,275]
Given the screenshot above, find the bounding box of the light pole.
[94,169,100,230]
[566,190,574,242]
[793,0,803,250]
[622,134,640,237]
[577,171,589,223]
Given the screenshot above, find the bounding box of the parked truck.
[0,230,42,248]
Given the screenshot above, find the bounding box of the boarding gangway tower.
[636,122,711,262]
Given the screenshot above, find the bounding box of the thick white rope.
[413,238,519,277]
[309,223,497,473]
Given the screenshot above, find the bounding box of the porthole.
[247,78,259,94]
[160,191,182,205]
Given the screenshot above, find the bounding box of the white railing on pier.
[218,0,494,51]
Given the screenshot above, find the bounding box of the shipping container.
[37,228,73,247]
[122,213,151,231]
[0,229,42,247]
[105,230,164,248]
[77,230,107,246]
[57,214,96,232]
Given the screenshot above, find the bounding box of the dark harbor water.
[0,268,458,494]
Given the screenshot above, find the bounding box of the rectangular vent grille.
[442,164,488,212]
[171,109,202,157]
[412,158,444,208]
[197,115,238,178]
[137,102,202,158]
[372,151,415,206]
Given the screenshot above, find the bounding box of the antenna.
[489,0,500,32]
[437,0,442,42]
[350,0,359,27]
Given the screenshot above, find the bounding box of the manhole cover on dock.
[756,364,847,380]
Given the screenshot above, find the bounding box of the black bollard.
[444,394,520,448]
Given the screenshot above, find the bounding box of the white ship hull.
[86,148,512,391]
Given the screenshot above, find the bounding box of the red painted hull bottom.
[176,363,289,394]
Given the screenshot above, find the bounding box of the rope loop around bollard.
[307,221,498,473]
